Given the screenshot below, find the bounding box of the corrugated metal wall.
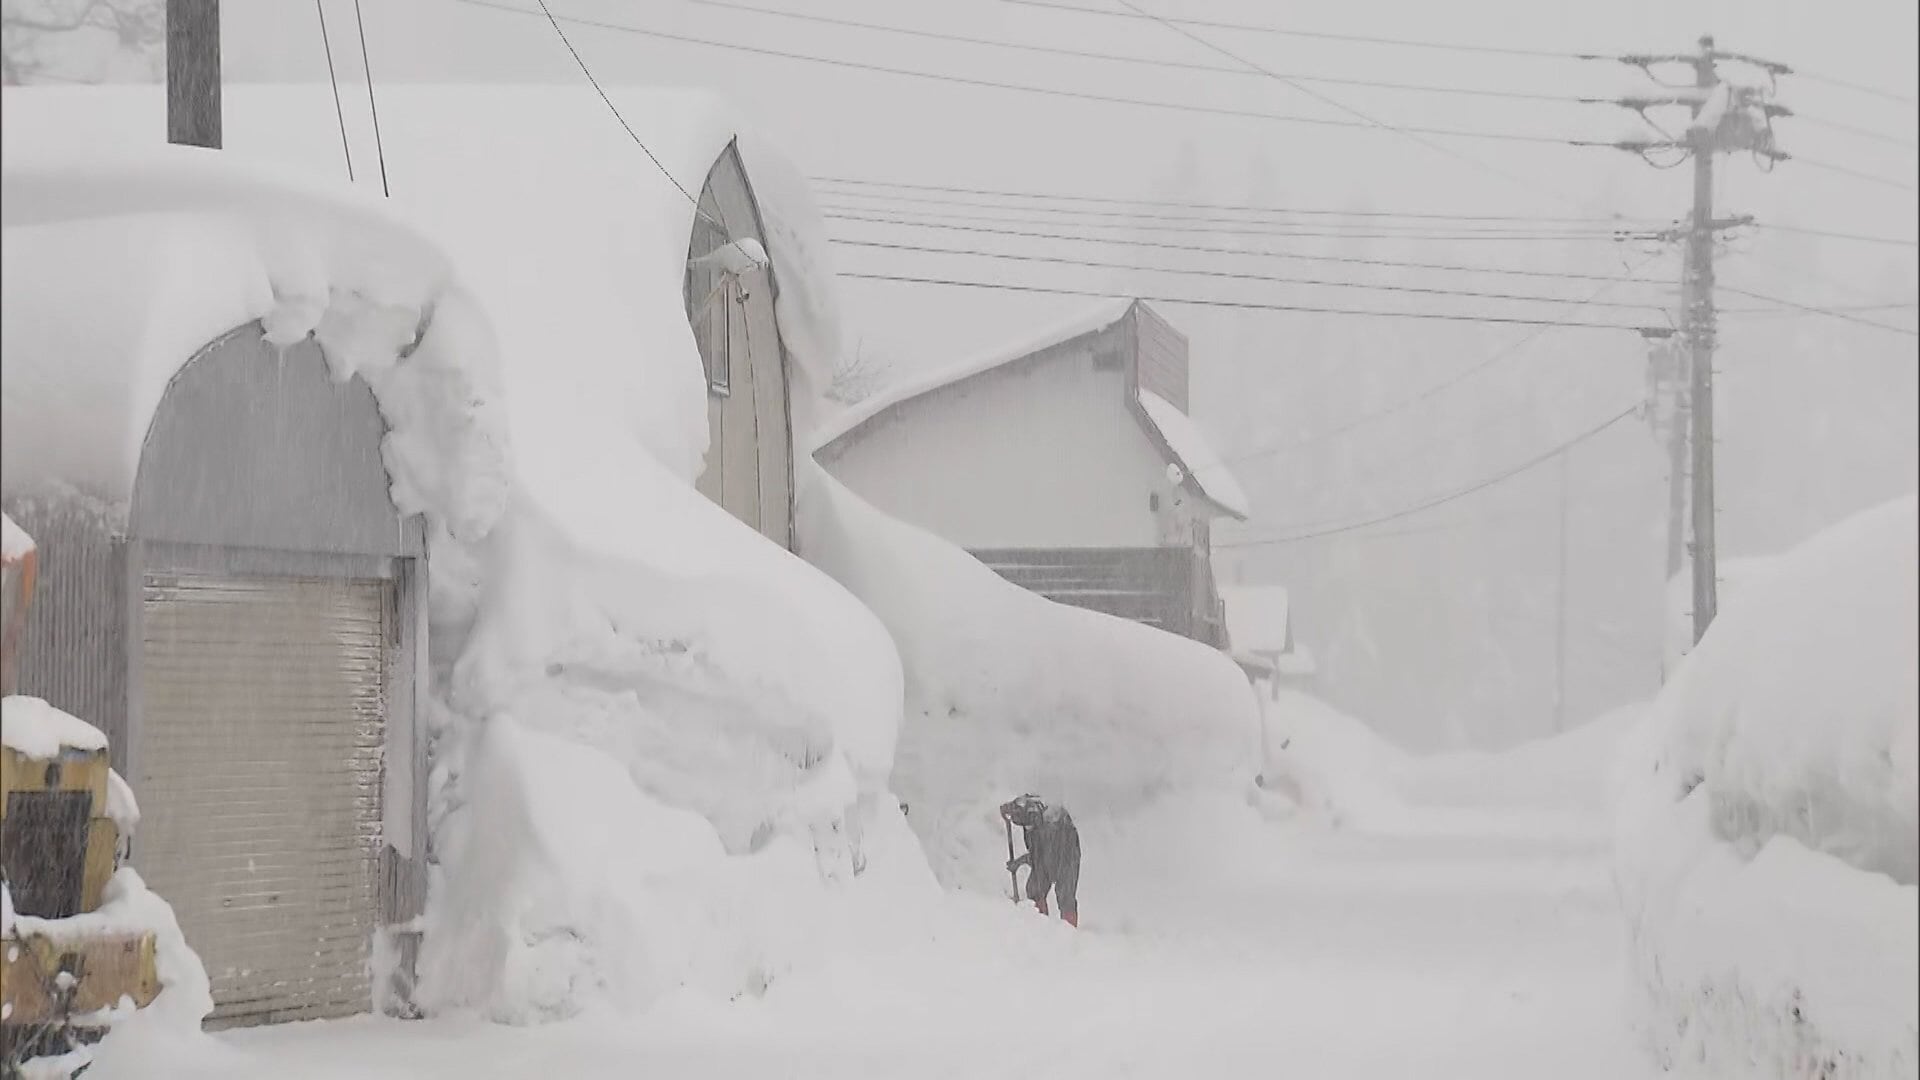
[973,544,1228,648]
[971,546,1197,638]
[0,495,129,764]
[135,572,389,1027]
[1129,302,1191,413]
[132,326,421,558]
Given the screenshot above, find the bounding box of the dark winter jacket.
[1001,797,1081,916]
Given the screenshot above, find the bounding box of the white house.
[813,299,1248,645]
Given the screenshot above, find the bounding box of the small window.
[686,220,731,396]
[707,285,731,396]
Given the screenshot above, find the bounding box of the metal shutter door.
[135,573,387,1028]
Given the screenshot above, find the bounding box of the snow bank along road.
[125,791,1658,1080]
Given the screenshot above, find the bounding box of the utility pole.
[1664,377,1690,584]
[1554,448,1569,733]
[1684,35,1720,647]
[1602,35,1789,648]
[166,0,220,149]
[1659,342,1690,584]
[1639,332,1689,586]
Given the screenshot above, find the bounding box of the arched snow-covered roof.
[1,144,490,529]
[0,84,851,490]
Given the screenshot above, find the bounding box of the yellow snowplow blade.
[1,930,159,1026]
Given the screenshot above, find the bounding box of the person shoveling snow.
[1000,794,1081,927]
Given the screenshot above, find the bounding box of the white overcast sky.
[28,0,1918,744]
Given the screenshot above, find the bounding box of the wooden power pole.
[1683,35,1720,647]
[1663,361,1690,585]
[1605,35,1788,649]
[166,0,220,149]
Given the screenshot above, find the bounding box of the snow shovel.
[1003,814,1022,904]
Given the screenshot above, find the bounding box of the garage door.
[134,572,389,1028]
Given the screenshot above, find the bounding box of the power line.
[823,209,1676,285]
[838,270,1655,330]
[1785,110,1920,150]
[1215,405,1638,548]
[451,0,1614,146]
[688,0,1596,104]
[1756,221,1919,248]
[1107,0,1596,212]
[351,0,389,197]
[1222,505,1551,546]
[1792,68,1918,108]
[819,183,1660,228]
[1728,295,1920,313]
[530,0,706,210]
[1788,153,1918,193]
[525,0,752,259]
[1003,0,1602,62]
[314,0,354,183]
[1716,284,1919,337]
[1218,255,1664,469]
[832,236,1669,311]
[1723,299,1918,315]
[1726,245,1913,307]
[822,203,1641,242]
[813,175,1652,224]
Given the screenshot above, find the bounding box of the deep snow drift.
[3,84,910,1028]
[1251,687,1408,828]
[1400,702,1648,819]
[796,465,1262,895]
[1615,494,1919,1078]
[65,680,1663,1080]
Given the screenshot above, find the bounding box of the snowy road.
[105,800,1658,1080]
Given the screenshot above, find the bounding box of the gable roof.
[812,297,1249,520]
[1135,390,1250,520]
[810,297,1135,452]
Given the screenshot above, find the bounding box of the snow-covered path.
[108,799,1657,1080]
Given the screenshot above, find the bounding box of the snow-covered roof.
[1,84,848,502]
[1219,585,1292,655]
[1136,390,1251,520]
[2,139,465,510]
[1,695,110,758]
[812,296,1248,519]
[811,296,1136,451]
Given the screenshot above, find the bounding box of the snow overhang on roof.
[810,297,1136,452]
[1,140,460,510]
[1135,390,1250,521]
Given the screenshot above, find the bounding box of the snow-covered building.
[813,299,1249,646]
[684,145,796,547]
[3,159,451,1029]
[1219,585,1317,696]
[2,84,900,1032]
